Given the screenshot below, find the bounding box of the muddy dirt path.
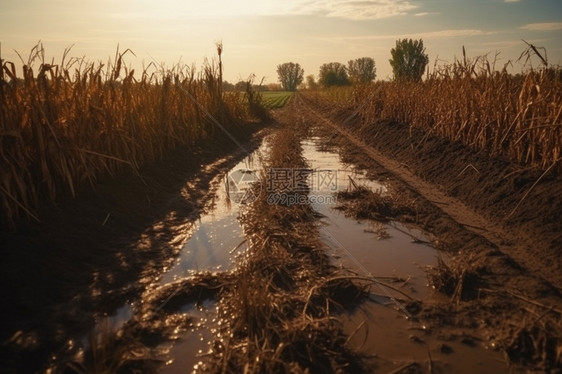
[290,93,562,371]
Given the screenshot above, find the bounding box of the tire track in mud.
[294,93,560,292]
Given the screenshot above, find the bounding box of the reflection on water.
[83,134,505,373]
[155,143,267,372]
[302,137,507,373]
[159,216,243,283]
[320,216,435,297]
[161,137,443,373]
[160,300,217,374]
[302,137,436,296]
[159,142,267,284]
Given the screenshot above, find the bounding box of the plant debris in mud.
[335,184,417,224]
[427,254,484,303]
[63,320,162,374]
[199,128,370,373]
[425,252,562,371]
[504,319,562,370]
[51,127,371,374]
[302,94,562,371]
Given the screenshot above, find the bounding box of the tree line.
[276,38,429,91]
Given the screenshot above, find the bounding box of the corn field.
[0,44,259,230]
[318,56,562,174]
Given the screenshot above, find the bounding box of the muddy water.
[302,138,436,297]
[159,300,218,373]
[161,151,264,283]
[137,135,508,373]
[157,143,267,373]
[302,137,509,373]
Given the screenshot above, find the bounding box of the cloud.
[107,0,417,21]
[284,0,418,20]
[320,29,493,43]
[414,12,440,17]
[418,29,494,38]
[520,22,562,31]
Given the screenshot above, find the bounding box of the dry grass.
[335,184,417,223]
[0,43,262,229]
[313,53,562,174]
[64,319,161,374]
[426,254,484,304]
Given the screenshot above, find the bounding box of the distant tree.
[222,80,235,91]
[267,83,284,91]
[318,62,349,87]
[389,38,429,82]
[276,62,304,91]
[234,81,247,91]
[348,57,376,84]
[305,74,319,90]
[252,84,268,92]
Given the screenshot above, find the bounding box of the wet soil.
[296,93,562,372]
[0,122,268,373]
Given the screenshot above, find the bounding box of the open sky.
[1,0,561,83]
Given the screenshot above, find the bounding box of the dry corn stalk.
[0,43,257,230]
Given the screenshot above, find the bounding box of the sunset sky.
[1,0,561,83]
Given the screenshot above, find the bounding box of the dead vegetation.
[0,43,264,230]
[427,254,484,303]
[503,318,562,370]
[312,110,562,371]
[198,128,370,373]
[63,319,162,374]
[425,252,562,371]
[336,182,562,371]
[335,184,417,223]
[61,127,373,373]
[312,49,562,174]
[52,271,229,374]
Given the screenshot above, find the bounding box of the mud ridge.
[301,93,562,291]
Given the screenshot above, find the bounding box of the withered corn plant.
[0,43,259,230]
[315,52,562,174]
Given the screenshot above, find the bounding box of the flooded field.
[302,138,436,296]
[157,143,267,372]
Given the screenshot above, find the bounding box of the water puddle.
[163,136,457,372]
[160,144,266,284]
[159,300,218,374]
[155,142,267,372]
[58,141,267,373]
[301,137,508,373]
[342,301,508,373]
[302,137,436,296]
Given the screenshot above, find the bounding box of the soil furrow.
[297,93,561,292]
